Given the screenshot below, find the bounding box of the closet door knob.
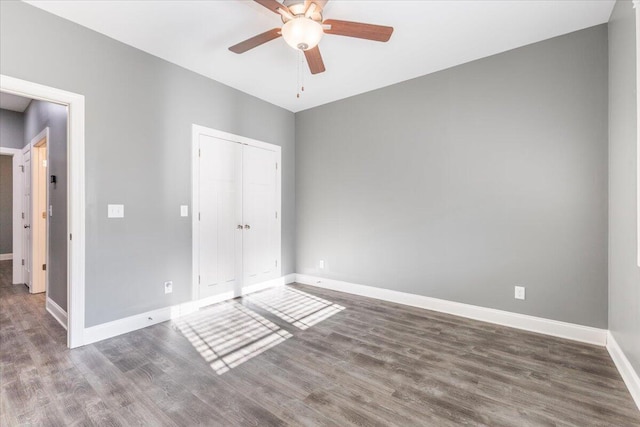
[24,224,30,229]
[237,225,243,230]
[244,224,251,230]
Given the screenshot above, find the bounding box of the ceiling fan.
[229,0,394,75]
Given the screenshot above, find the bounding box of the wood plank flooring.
[1,259,639,426]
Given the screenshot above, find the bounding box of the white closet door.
[22,148,31,290]
[242,145,279,287]
[198,135,242,298]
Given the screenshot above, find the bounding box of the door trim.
[0,147,23,285]
[191,124,282,302]
[1,74,86,349]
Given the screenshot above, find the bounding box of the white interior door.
[242,145,279,287]
[198,134,242,299]
[32,143,47,294]
[22,147,31,290]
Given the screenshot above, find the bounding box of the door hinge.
[275,211,278,219]
[20,165,24,172]
[275,260,278,267]
[198,212,201,221]
[70,233,72,240]
[42,212,46,219]
[199,149,201,157]
[275,162,278,170]
[198,275,201,284]
[21,212,24,219]
[21,259,25,266]
[42,264,46,271]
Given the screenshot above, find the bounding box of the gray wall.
[608,0,640,373]
[0,155,12,254]
[296,25,609,328]
[0,108,25,149]
[0,1,295,327]
[24,100,68,311]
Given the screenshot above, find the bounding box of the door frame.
[191,124,282,302]
[1,74,86,349]
[0,147,23,285]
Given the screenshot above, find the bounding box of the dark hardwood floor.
[1,259,639,426]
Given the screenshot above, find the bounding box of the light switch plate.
[319,260,325,269]
[107,204,124,218]
[180,205,189,217]
[164,281,173,294]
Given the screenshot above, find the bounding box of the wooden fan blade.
[304,0,328,12]
[304,46,326,74]
[255,0,291,15]
[323,19,393,42]
[229,28,281,54]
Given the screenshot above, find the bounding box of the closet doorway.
[192,125,281,303]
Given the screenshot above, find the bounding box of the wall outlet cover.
[180,205,189,217]
[164,281,173,294]
[515,286,526,300]
[107,204,124,218]
[319,260,325,269]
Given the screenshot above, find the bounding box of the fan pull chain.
[297,50,301,98]
[296,50,305,99]
[301,51,305,93]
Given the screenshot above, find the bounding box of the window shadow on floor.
[174,286,344,375]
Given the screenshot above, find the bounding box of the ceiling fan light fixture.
[281,16,323,51]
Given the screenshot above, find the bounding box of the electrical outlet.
[164,281,173,294]
[515,286,526,300]
[319,260,325,269]
[180,205,189,217]
[107,204,124,218]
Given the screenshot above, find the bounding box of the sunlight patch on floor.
[175,301,292,375]
[247,287,345,330]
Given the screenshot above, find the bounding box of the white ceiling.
[0,92,32,112]
[25,0,615,113]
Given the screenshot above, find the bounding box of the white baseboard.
[295,274,607,346]
[0,253,12,261]
[607,332,640,411]
[46,297,68,330]
[83,274,292,346]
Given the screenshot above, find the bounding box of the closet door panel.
[198,135,242,298]
[242,145,278,286]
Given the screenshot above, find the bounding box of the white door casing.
[192,125,281,302]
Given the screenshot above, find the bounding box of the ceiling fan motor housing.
[282,0,323,22]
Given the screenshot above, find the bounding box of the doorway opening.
[0,75,85,348]
[1,93,67,331]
